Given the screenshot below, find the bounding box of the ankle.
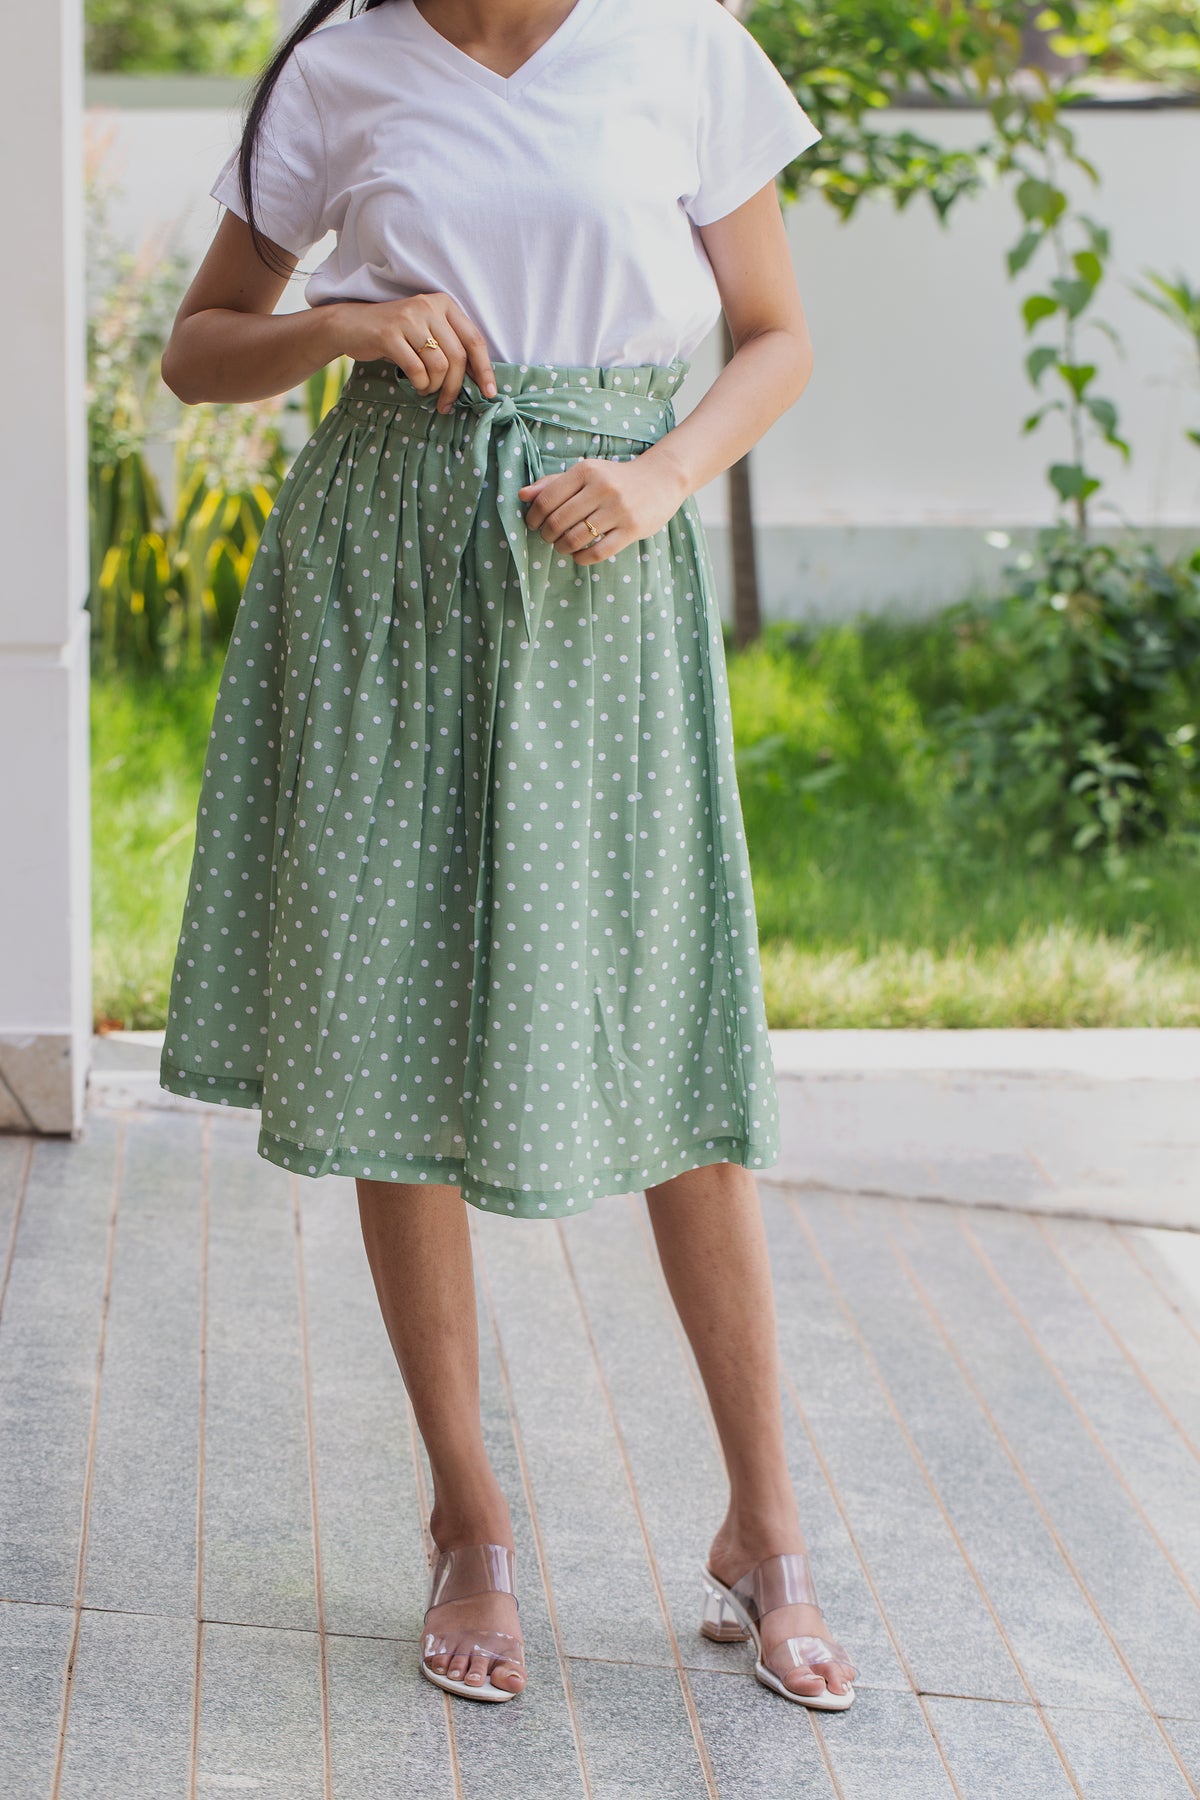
[710,1501,807,1574]
[429,1482,513,1554]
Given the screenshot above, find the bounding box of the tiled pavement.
[2,1036,1200,1798]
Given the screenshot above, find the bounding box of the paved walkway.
[2,1034,1199,1798]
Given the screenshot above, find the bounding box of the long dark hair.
[237,0,395,275]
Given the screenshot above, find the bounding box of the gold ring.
[423,334,441,351]
[585,517,603,541]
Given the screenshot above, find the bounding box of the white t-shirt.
[209,0,822,368]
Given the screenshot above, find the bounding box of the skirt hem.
[158,1062,778,1218]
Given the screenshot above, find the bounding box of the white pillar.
[0,0,91,1134]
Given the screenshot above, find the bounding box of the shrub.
[939,526,1200,871]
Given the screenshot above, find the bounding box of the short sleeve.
[209,47,328,256]
[685,4,822,228]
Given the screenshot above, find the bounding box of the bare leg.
[356,1178,525,1694]
[643,1161,853,1698]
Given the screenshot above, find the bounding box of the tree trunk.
[721,313,763,650]
[719,0,764,648]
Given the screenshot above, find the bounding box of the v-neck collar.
[406,0,602,98]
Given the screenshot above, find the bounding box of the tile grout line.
[9,1572,1200,1713]
[49,1118,126,1800]
[625,1192,846,1800]
[0,1136,35,1332]
[959,1213,1200,1617]
[1114,1223,1200,1353]
[555,1217,723,1800]
[777,1362,914,1795]
[188,1115,212,1800]
[407,1399,466,1800]
[1023,1147,1058,1193]
[473,1224,595,1800]
[1034,1215,1200,1468]
[890,1203,1197,1800]
[875,1205,1099,1799]
[290,1176,334,1800]
[785,1192,1076,1800]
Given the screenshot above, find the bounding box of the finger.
[539,496,611,548]
[389,337,434,393]
[523,465,587,532]
[445,301,497,397]
[414,331,451,399]
[425,322,468,413]
[572,530,627,566]
[556,514,612,554]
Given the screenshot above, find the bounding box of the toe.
[463,1653,490,1687]
[493,1658,526,1692]
[783,1667,830,1697]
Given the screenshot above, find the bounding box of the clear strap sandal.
[420,1542,526,1703]
[700,1550,857,1711]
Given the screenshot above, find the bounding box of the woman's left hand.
[519,451,689,565]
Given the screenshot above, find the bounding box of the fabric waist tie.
[340,361,683,647]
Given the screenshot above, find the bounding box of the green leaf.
[1087,318,1123,351]
[1049,463,1101,501]
[1007,229,1042,276]
[1072,250,1103,289]
[1016,177,1066,225]
[1058,362,1097,399]
[1025,345,1059,386]
[1050,277,1092,319]
[1085,396,1118,432]
[1022,401,1065,433]
[1078,214,1110,257]
[1023,293,1058,330]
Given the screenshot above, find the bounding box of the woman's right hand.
[159,217,499,411]
[330,292,498,411]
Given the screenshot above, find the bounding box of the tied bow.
[396,371,679,648]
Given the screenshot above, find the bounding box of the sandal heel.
[699,1577,752,1642]
[702,1551,857,1711]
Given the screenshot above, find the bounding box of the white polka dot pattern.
[159,357,781,1217]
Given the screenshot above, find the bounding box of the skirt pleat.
[160,357,781,1217]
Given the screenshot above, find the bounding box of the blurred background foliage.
[86,164,292,673]
[84,0,1200,1028]
[84,0,1200,89]
[85,0,278,75]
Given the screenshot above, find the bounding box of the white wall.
[0,0,91,1134]
[85,90,1200,617]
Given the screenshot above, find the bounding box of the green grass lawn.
[91,666,224,1031]
[91,619,1200,1031]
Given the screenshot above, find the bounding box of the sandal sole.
[419,1659,524,1703]
[701,1562,856,1712]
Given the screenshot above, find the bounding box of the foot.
[707,1524,855,1701]
[423,1504,526,1696]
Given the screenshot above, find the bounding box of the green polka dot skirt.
[159,357,781,1217]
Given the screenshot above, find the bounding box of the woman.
[159,0,857,1712]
